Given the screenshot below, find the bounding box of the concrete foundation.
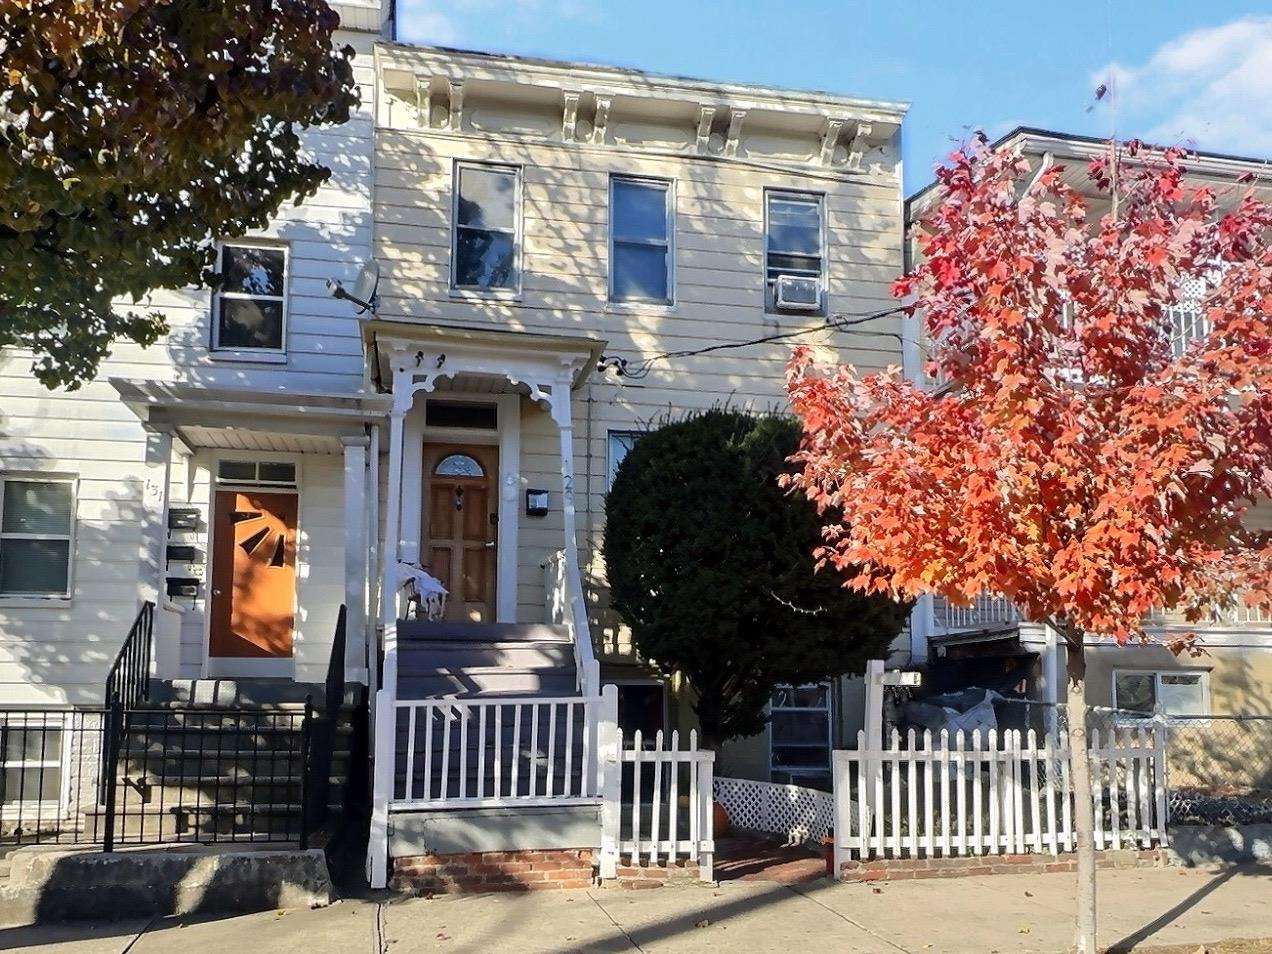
[0,845,333,926]
[388,804,601,856]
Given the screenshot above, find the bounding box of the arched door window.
[434,454,485,478]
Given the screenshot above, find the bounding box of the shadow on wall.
[0,406,152,707]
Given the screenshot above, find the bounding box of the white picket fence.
[599,722,715,881]
[833,726,1167,872]
[713,776,833,845]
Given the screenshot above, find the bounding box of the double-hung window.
[0,477,75,598]
[0,716,64,811]
[213,242,288,353]
[452,163,520,291]
[1113,670,1208,718]
[765,191,826,315]
[769,682,832,790]
[606,431,642,490]
[610,177,673,304]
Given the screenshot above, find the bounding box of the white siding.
[0,27,379,704]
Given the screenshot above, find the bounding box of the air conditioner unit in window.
[775,275,822,311]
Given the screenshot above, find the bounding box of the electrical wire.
[597,304,909,379]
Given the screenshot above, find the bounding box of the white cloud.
[1093,16,1272,157]
[396,3,460,44]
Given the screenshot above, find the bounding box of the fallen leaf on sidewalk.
[1024,891,1033,898]
[871,887,883,894]
[1018,927,1031,934]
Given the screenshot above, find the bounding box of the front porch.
[364,322,610,887]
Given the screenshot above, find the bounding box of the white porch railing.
[599,721,715,881]
[544,548,601,697]
[392,694,605,810]
[832,726,1166,872]
[932,594,1022,631]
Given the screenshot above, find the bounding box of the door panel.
[423,444,498,622]
[209,490,297,658]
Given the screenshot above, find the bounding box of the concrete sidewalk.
[2,864,1269,953]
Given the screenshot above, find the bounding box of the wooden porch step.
[396,621,571,643]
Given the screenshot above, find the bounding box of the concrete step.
[397,621,571,643]
[149,679,356,708]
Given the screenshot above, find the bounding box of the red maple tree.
[783,138,1272,952]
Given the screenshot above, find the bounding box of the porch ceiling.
[176,425,345,455]
[111,379,392,446]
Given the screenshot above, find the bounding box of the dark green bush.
[604,408,909,746]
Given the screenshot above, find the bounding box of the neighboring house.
[903,127,1272,727]
[0,25,909,877]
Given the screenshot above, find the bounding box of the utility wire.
[597,304,909,380]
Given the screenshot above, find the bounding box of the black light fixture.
[525,489,550,517]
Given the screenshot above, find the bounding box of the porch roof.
[361,319,606,392]
[111,378,392,452]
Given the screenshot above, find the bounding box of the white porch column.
[136,423,181,678]
[341,434,370,686]
[369,386,409,889]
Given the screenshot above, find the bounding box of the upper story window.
[213,242,288,353]
[765,191,826,315]
[610,177,673,304]
[452,163,520,292]
[1113,670,1208,718]
[0,477,75,598]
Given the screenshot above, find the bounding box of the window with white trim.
[1113,670,1208,717]
[607,431,642,490]
[0,477,75,597]
[770,682,832,790]
[610,176,673,304]
[765,191,826,315]
[213,242,288,352]
[452,163,520,291]
[216,460,297,488]
[1,716,64,810]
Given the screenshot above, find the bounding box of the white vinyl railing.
[392,694,605,810]
[598,705,715,881]
[832,726,1166,871]
[932,594,1022,631]
[544,549,601,697]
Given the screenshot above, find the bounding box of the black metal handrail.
[300,604,346,848]
[105,601,155,712]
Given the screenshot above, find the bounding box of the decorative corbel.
[695,105,717,154]
[415,76,432,129]
[447,78,464,131]
[724,108,747,158]
[591,96,611,145]
[562,91,581,143]
[819,118,845,167]
[846,121,873,171]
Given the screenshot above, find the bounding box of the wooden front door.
[423,444,498,622]
[209,490,298,658]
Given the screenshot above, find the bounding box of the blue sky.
[395,1,1272,194]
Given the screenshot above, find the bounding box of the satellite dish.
[326,259,379,314]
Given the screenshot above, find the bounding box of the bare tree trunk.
[1066,640,1098,954]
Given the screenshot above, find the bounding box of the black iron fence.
[2,705,315,851]
[1,709,110,848]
